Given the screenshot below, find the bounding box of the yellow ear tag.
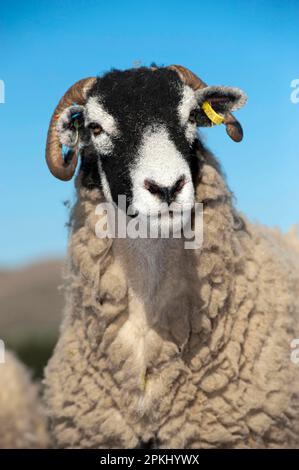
[202,101,224,126]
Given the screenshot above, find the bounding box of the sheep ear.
[56,105,85,148]
[195,86,247,128]
[196,86,247,113]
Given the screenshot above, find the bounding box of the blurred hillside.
[0,259,64,377]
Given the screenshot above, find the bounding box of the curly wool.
[0,351,50,448]
[44,153,299,449]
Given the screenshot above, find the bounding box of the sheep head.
[46,66,247,217]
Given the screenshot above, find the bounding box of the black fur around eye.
[88,122,103,136]
[188,109,200,125]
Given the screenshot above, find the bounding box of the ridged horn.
[46,77,96,181]
[168,65,243,142]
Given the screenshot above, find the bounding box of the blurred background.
[0,0,298,377]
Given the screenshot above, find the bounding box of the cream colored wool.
[0,351,49,448]
[44,152,299,449]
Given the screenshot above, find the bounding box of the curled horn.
[46,77,96,181]
[168,65,243,142]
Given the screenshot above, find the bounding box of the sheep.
[44,65,299,449]
[0,351,50,448]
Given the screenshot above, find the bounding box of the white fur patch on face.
[85,96,119,155]
[98,161,113,202]
[85,97,118,134]
[177,85,198,144]
[91,131,114,155]
[131,125,194,216]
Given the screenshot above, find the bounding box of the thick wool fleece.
[0,351,49,448]
[44,155,299,449]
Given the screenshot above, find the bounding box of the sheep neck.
[69,160,242,361]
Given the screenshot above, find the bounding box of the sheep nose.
[144,176,186,205]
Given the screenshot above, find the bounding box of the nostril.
[144,175,186,204]
[172,175,186,196]
[144,179,161,196]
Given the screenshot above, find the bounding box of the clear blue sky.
[0,0,298,267]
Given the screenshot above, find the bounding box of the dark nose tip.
[144,176,186,205]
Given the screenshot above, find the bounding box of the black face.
[54,65,246,209]
[79,67,199,212]
[53,66,246,216]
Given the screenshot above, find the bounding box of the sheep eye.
[88,122,103,136]
[189,109,200,124]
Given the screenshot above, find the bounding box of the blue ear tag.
[71,112,81,120]
[62,145,75,165]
